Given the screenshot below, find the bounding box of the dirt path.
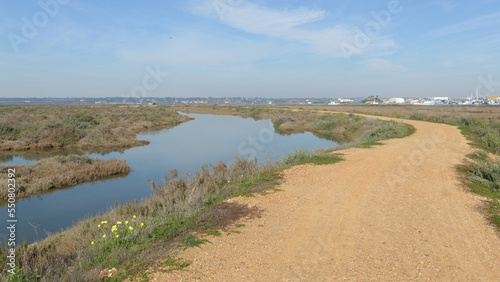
[151,116,500,281]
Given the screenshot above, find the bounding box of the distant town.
[1,94,500,106]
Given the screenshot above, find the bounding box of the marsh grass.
[0,105,191,151]
[459,152,500,195]
[0,158,282,281]
[410,113,500,154]
[283,149,344,166]
[356,141,384,148]
[0,155,130,201]
[0,106,417,281]
[458,151,500,232]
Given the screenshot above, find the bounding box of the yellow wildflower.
[91,241,94,245]
[102,234,106,238]
[116,235,119,238]
[117,221,122,225]
[101,221,107,225]
[125,221,129,225]
[98,224,101,228]
[129,226,133,231]
[140,223,144,228]
[133,215,136,219]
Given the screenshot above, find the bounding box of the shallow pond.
[0,113,340,243]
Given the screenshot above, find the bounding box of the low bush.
[460,152,500,193]
[0,155,130,200]
[0,105,192,151]
[367,121,415,142]
[283,149,343,166]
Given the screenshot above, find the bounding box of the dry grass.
[285,104,500,119]
[170,104,500,119]
[170,105,414,144]
[0,105,417,281]
[0,105,192,151]
[0,155,130,201]
[1,158,281,281]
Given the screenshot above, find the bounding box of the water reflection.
[0,113,340,244]
[0,147,127,166]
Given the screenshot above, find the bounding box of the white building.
[388,98,405,104]
[338,98,353,103]
[433,97,449,101]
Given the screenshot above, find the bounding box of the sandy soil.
[150,116,500,281]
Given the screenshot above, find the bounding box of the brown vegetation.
[288,104,500,119]
[170,105,414,144]
[0,155,130,201]
[2,158,280,281]
[0,105,192,151]
[0,106,418,281]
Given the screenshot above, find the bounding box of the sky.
[1,0,500,99]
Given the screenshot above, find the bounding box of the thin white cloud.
[189,0,396,58]
[364,58,408,71]
[424,12,500,39]
[116,30,284,66]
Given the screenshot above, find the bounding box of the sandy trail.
[152,116,500,281]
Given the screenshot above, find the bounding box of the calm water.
[1,113,339,243]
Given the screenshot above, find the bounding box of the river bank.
[0,155,130,201]
[150,112,500,281]
[0,105,192,151]
[0,107,415,281]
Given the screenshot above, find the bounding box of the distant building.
[338,98,353,103]
[433,97,449,103]
[388,98,405,104]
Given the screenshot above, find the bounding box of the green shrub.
[315,114,349,131]
[284,149,343,166]
[0,123,19,140]
[367,121,414,141]
[461,154,500,193]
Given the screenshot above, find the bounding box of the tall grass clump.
[283,149,343,166]
[0,155,130,201]
[0,158,281,281]
[460,151,500,195]
[366,121,415,142]
[459,151,500,232]
[146,157,278,215]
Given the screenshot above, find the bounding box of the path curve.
[151,115,500,281]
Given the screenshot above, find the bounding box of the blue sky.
[1,0,499,98]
